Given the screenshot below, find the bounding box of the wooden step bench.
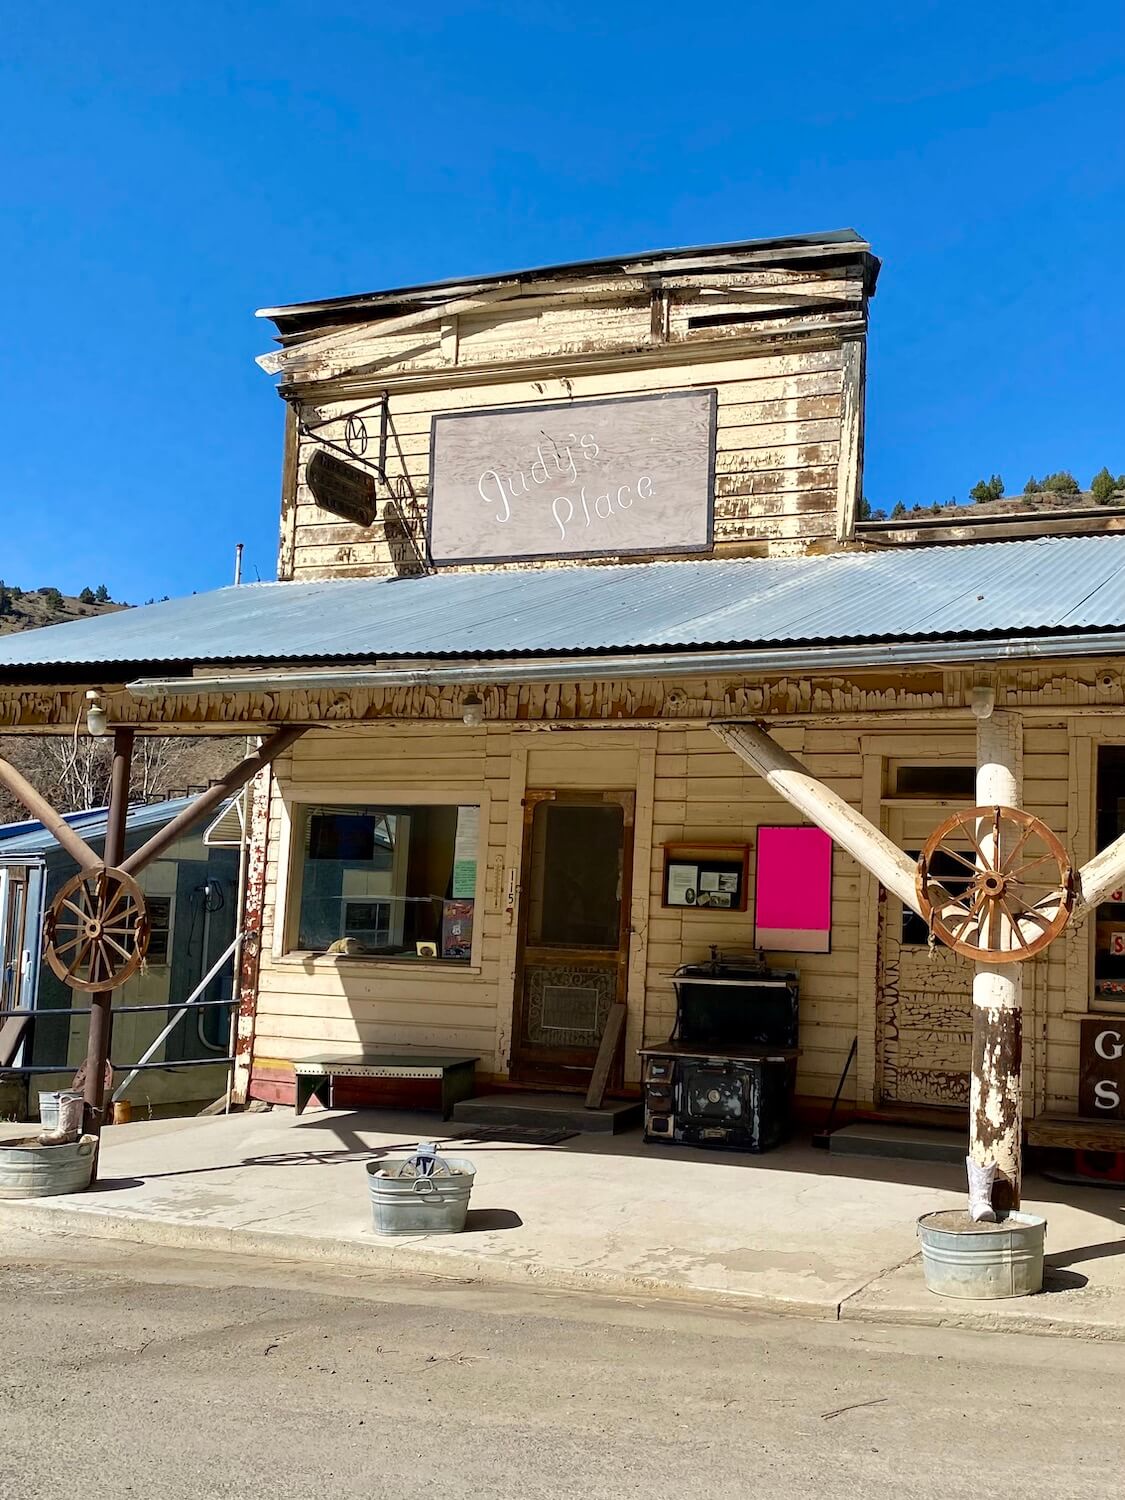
[292,1052,479,1121]
[1027,1111,1125,1153]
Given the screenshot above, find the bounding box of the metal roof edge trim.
[127,628,1125,698]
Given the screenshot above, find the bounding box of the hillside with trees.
[0,581,238,821]
[0,580,125,635]
[862,465,1125,522]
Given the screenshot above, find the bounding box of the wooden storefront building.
[2,229,1125,1146]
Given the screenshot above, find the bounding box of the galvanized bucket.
[0,1135,96,1199]
[917,1210,1047,1299]
[38,1090,82,1134]
[367,1155,475,1236]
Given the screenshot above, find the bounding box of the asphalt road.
[1,1228,1123,1500]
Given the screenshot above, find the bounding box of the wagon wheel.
[43,866,150,993]
[916,805,1073,964]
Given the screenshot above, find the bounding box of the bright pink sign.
[755,825,833,952]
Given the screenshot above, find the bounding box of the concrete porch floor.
[2,1110,1125,1339]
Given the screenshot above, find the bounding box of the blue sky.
[2,2,1122,600]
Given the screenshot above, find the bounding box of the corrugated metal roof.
[0,797,204,858]
[2,535,1125,674]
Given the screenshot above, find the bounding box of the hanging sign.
[306,448,379,526]
[427,389,716,565]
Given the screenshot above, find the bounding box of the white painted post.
[970,706,1024,1214]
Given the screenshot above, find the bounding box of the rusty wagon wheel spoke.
[915,805,1073,964]
[43,866,150,993]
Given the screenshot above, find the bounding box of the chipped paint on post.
[970,710,1024,1210]
[232,765,272,1106]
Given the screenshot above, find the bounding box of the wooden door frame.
[509,788,636,1090]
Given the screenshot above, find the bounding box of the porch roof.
[2,533,1125,678]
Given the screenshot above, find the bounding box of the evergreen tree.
[0,583,11,616]
[78,586,96,604]
[1091,467,1117,503]
[1039,470,1080,494]
[1024,476,1041,493]
[969,474,1004,503]
[94,583,110,603]
[890,501,907,519]
[41,587,63,612]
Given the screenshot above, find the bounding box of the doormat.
[447,1125,578,1146]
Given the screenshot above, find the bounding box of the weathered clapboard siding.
[281,333,862,577]
[254,726,513,1079]
[642,725,865,1104]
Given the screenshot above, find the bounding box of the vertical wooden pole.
[231,761,271,1107]
[970,708,1023,1213]
[82,727,134,1162]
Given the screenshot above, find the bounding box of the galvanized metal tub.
[917,1210,1047,1299]
[367,1156,475,1236]
[0,1135,96,1199]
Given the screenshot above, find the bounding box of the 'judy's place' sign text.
[427,389,716,565]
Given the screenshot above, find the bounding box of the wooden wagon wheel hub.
[43,865,150,993]
[915,805,1073,964]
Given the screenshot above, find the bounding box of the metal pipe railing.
[110,932,241,1102]
[17,999,235,1017]
[10,1057,234,1076]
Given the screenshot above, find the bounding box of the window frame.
[276,784,489,970]
[144,893,174,968]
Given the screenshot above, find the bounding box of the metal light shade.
[84,693,109,736]
[462,692,484,728]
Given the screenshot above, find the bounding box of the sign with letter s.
[1079,1016,1125,1117]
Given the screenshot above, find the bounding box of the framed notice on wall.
[754,826,833,952]
[662,843,749,911]
[428,389,717,566]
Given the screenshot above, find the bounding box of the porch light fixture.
[462,692,484,728]
[84,690,109,737]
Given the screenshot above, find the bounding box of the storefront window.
[294,803,479,961]
[1095,748,1125,1001]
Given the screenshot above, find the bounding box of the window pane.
[528,801,623,948]
[894,764,976,797]
[296,803,476,960]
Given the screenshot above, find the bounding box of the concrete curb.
[5,1198,1122,1343]
[0,1198,843,1322]
[840,1294,1125,1343]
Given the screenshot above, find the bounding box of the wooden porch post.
[82,726,134,1155]
[970,708,1024,1213]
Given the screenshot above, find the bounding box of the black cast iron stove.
[639,947,799,1152]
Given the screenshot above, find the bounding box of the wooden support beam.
[711,722,922,913]
[119,727,306,877]
[1074,831,1125,921]
[0,756,102,873]
[83,727,134,1158]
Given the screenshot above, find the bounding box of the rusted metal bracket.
[119,726,307,877]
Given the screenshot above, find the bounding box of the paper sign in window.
[754,826,833,953]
